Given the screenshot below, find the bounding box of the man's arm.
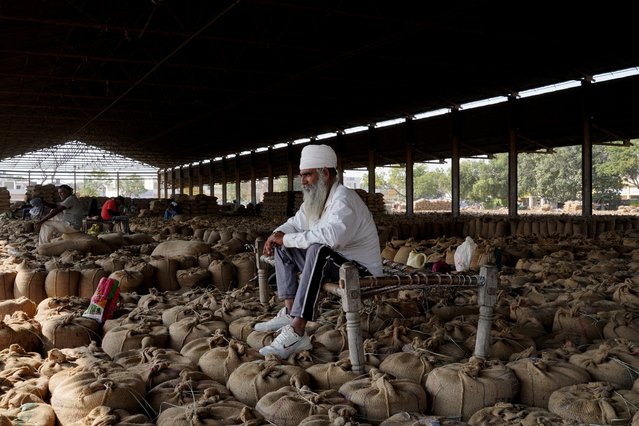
[36,204,65,225]
[263,230,284,256]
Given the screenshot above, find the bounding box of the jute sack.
[0,403,56,426]
[126,262,155,289]
[66,406,154,426]
[0,312,42,352]
[506,354,591,408]
[109,269,144,293]
[231,252,257,287]
[214,298,267,324]
[37,238,93,256]
[226,359,310,406]
[176,267,210,288]
[208,259,235,292]
[197,339,262,384]
[161,305,203,326]
[100,324,170,359]
[312,324,348,355]
[568,340,639,389]
[380,412,468,426]
[78,269,109,299]
[468,402,576,426]
[156,398,261,426]
[0,296,36,318]
[40,314,101,351]
[151,240,211,258]
[95,258,126,274]
[548,382,639,425]
[305,358,360,391]
[298,405,360,426]
[0,272,16,300]
[148,258,180,291]
[179,330,227,364]
[35,296,89,322]
[14,270,47,304]
[197,251,225,269]
[425,357,519,421]
[378,350,434,386]
[145,370,231,415]
[49,362,146,425]
[228,316,260,341]
[246,329,277,350]
[256,386,351,426]
[97,232,128,251]
[338,368,427,424]
[603,310,639,341]
[45,269,80,298]
[168,315,228,351]
[112,346,197,391]
[552,304,605,345]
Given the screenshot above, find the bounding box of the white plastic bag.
[454,236,476,272]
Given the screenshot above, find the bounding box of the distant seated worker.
[101,196,130,233]
[164,201,182,220]
[28,197,50,221]
[255,144,383,359]
[36,184,84,244]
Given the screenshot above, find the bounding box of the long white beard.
[303,172,330,225]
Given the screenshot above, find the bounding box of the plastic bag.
[454,236,476,272]
[83,277,120,323]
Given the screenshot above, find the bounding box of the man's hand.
[264,231,284,256]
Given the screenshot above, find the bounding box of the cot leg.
[255,238,270,304]
[339,262,365,374]
[474,265,498,359]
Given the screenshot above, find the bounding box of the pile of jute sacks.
[0,212,638,425]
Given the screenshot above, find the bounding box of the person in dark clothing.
[164,201,182,220]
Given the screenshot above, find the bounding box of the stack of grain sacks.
[28,184,59,204]
[0,188,10,212]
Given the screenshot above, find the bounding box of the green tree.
[598,141,639,189]
[80,169,112,197]
[593,145,623,207]
[414,166,450,199]
[119,174,147,197]
[460,155,508,208]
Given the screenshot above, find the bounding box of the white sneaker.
[259,325,312,358]
[254,307,293,332]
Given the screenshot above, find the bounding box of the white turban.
[299,144,337,170]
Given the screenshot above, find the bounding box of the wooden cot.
[254,238,498,374]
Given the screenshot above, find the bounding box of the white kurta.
[276,182,383,276]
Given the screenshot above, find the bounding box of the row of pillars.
[157,82,595,218]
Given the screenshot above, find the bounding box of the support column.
[450,109,461,218]
[267,147,274,193]
[221,159,227,205]
[187,165,193,196]
[582,80,593,217]
[405,119,415,216]
[235,154,241,206]
[287,143,294,192]
[171,168,176,197]
[507,96,519,218]
[116,171,120,196]
[208,161,214,196]
[336,133,345,184]
[250,151,257,204]
[198,162,204,195]
[367,126,376,196]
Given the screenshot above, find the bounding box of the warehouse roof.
[2,1,639,179]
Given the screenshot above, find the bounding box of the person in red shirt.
[101,196,130,233]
